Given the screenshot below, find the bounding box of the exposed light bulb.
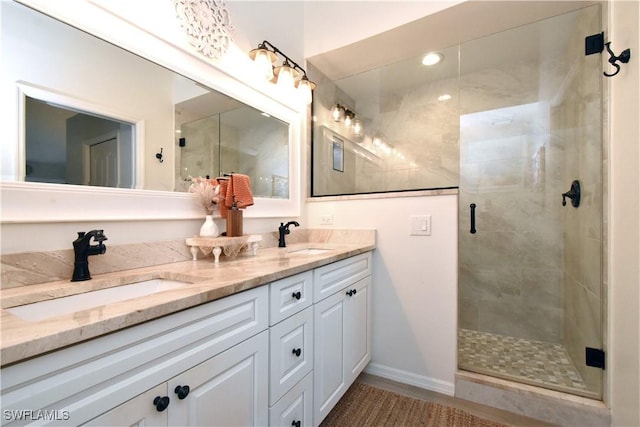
[331,104,345,122]
[352,119,364,139]
[344,114,353,127]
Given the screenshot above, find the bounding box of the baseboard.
[364,363,455,396]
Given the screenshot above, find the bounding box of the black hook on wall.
[604,42,631,78]
[156,148,164,163]
[585,33,631,78]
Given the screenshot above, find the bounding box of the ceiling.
[307,1,598,82]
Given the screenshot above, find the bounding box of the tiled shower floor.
[458,328,589,394]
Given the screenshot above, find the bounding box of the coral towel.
[217,174,254,218]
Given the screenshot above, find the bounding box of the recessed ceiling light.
[438,94,452,101]
[422,52,443,66]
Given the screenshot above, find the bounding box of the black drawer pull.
[174,385,190,400]
[292,348,302,357]
[292,291,302,300]
[292,421,301,427]
[346,289,357,296]
[153,396,170,412]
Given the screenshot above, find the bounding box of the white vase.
[199,215,219,237]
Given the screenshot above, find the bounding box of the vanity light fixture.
[422,52,444,66]
[331,104,356,124]
[332,104,363,139]
[352,119,364,139]
[344,109,355,127]
[331,104,346,122]
[249,40,316,104]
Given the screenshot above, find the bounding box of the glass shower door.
[457,5,603,398]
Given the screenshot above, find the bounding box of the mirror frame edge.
[2,0,303,222]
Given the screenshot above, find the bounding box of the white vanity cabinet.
[313,252,372,425]
[166,331,269,426]
[268,271,314,427]
[1,286,268,427]
[83,332,269,427]
[0,251,372,427]
[82,384,168,427]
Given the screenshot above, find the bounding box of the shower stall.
[457,5,603,399]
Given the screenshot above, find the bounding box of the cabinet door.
[313,290,347,425]
[82,384,168,427]
[167,331,268,427]
[344,276,371,384]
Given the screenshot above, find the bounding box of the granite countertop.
[0,238,375,366]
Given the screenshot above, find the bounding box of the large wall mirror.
[1,0,299,221]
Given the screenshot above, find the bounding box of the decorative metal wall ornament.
[172,0,233,59]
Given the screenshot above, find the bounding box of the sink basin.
[288,248,332,255]
[6,278,191,322]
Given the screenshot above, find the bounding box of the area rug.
[320,382,509,427]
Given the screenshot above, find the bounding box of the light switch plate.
[410,215,431,236]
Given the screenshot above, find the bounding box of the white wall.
[608,1,640,425]
[307,194,458,393]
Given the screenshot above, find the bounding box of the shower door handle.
[470,203,477,234]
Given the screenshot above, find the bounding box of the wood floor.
[356,373,558,426]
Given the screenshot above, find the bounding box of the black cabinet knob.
[346,289,357,296]
[291,420,301,427]
[292,291,302,300]
[174,385,190,400]
[153,396,170,412]
[292,348,302,357]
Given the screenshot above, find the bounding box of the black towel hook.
[604,42,631,78]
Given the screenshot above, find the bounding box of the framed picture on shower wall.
[332,136,344,172]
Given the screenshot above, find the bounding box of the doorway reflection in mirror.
[25,96,135,188]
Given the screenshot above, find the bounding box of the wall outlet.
[410,215,431,236]
[320,214,334,225]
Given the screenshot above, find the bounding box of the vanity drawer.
[269,306,314,405]
[313,252,371,302]
[269,372,313,427]
[269,271,313,326]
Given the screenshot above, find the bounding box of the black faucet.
[278,221,300,248]
[71,230,108,281]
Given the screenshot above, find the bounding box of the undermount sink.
[288,248,332,255]
[6,278,191,322]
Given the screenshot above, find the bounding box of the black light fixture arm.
[258,40,309,77]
